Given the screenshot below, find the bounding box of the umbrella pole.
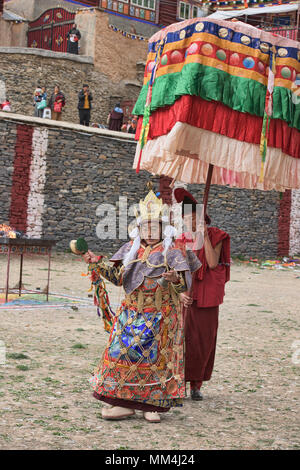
[203,164,214,216]
[182,164,214,323]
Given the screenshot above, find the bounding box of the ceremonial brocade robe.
[88,241,201,410]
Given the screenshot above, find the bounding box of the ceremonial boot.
[101,406,135,420]
[143,412,161,423]
[191,388,203,401]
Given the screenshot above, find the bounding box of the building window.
[101,0,128,8]
[272,15,291,26]
[179,1,190,20]
[131,0,156,11]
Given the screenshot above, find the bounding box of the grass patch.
[72,343,87,350]
[13,376,25,382]
[16,365,29,371]
[7,353,30,360]
[43,377,61,385]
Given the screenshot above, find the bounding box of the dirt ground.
[0,253,299,450]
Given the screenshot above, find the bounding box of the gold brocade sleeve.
[171,272,187,294]
[88,258,123,287]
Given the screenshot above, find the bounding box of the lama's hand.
[162,270,180,283]
[179,293,193,308]
[83,250,99,264]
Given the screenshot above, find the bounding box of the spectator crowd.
[0,25,137,135]
[0,84,138,136]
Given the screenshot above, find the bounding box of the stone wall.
[290,190,300,256]
[0,45,142,126]
[190,183,280,257]
[0,119,15,224]
[42,126,155,254]
[0,113,157,255]
[0,112,299,257]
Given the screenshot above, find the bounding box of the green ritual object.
[69,238,88,255]
[70,237,114,332]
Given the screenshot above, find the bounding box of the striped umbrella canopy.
[133,17,300,196]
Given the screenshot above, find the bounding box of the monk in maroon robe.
[174,188,230,400]
[108,103,124,131]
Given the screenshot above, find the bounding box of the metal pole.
[46,248,52,302]
[5,246,11,303]
[19,252,23,297]
[296,3,300,42]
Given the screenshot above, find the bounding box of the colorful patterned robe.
[88,241,201,410]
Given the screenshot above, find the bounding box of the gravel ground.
[0,253,299,450]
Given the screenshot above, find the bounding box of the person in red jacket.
[174,188,230,401]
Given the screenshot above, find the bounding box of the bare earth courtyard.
[0,253,299,450]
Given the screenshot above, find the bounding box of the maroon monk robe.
[108,109,123,131]
[183,227,230,389]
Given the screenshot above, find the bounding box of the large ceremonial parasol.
[133,16,300,211]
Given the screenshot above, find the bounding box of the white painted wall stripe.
[26,127,48,238]
[289,189,300,256]
[0,79,6,103]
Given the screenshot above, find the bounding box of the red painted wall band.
[9,124,33,233]
[159,175,173,205]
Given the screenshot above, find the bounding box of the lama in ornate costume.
[84,189,201,421]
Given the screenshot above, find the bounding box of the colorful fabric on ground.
[0,292,93,309]
[89,242,201,409]
[133,18,300,191]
